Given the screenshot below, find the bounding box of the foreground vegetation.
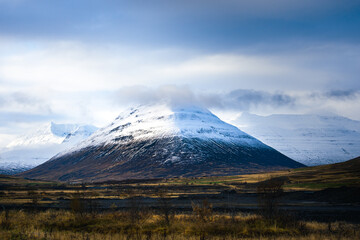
[0,157,359,239]
[1,208,359,240]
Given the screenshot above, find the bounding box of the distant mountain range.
[20,104,303,182]
[232,113,360,166]
[4,107,359,178]
[0,122,98,174]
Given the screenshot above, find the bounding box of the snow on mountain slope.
[0,122,98,174]
[59,104,267,157]
[232,113,360,166]
[22,104,303,182]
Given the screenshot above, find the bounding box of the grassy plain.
[0,157,359,239]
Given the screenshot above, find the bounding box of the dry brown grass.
[0,209,359,240]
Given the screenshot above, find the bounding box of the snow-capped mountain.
[59,104,267,155]
[0,122,98,174]
[21,104,304,182]
[232,113,360,166]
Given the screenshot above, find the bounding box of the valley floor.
[0,159,359,239]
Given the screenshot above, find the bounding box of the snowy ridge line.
[233,112,360,165]
[0,122,98,173]
[55,104,269,158]
[6,122,98,148]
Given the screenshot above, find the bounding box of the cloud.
[0,0,359,49]
[161,0,359,18]
[0,0,360,147]
[0,91,57,137]
[115,85,295,111]
[309,89,360,101]
[0,111,54,125]
[223,89,295,111]
[0,40,359,142]
[0,92,52,114]
[114,85,360,121]
[0,95,5,107]
[115,85,197,107]
[324,90,360,100]
[3,41,359,94]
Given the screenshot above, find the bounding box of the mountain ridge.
[0,122,98,174]
[232,112,360,166]
[20,104,304,182]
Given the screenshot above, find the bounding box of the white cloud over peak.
[0,39,360,148]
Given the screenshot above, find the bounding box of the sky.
[1,0,360,147]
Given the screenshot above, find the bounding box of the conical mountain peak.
[70,104,264,153]
[21,104,304,182]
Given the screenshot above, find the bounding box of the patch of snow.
[164,156,181,164]
[232,112,360,166]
